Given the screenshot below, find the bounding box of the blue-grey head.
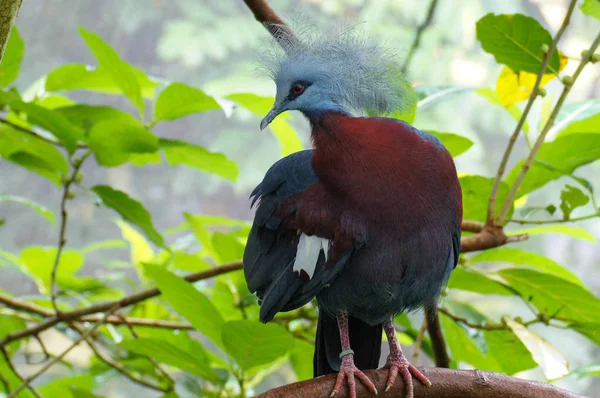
[259,23,410,130]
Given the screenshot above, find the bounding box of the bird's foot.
[330,354,378,398]
[383,353,430,398]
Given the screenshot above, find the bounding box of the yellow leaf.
[496,53,567,108]
[116,220,154,265]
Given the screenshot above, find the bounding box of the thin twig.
[50,150,92,313]
[509,213,599,224]
[487,0,578,226]
[1,345,43,398]
[411,318,428,364]
[401,0,440,73]
[0,261,243,347]
[498,31,600,224]
[7,305,120,398]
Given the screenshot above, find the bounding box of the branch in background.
[7,305,120,398]
[0,261,243,347]
[425,311,449,368]
[487,0,578,226]
[497,31,600,224]
[509,213,599,225]
[0,0,23,61]
[50,151,92,313]
[401,0,440,73]
[256,368,582,398]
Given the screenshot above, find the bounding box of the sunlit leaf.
[154,83,222,123]
[498,269,600,324]
[79,28,144,117]
[0,27,24,87]
[87,120,159,167]
[221,320,294,370]
[227,93,303,156]
[92,185,164,247]
[145,265,225,348]
[440,313,490,368]
[173,251,211,272]
[505,317,569,379]
[475,87,530,133]
[470,247,583,286]
[46,63,158,99]
[211,232,244,264]
[427,131,474,157]
[476,13,560,74]
[507,225,595,243]
[57,105,139,132]
[19,247,84,294]
[581,0,600,20]
[495,53,567,107]
[35,95,76,109]
[460,175,513,223]
[39,375,95,398]
[115,220,154,267]
[0,195,55,224]
[557,112,600,137]
[160,139,238,181]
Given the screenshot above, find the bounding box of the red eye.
[292,84,304,95]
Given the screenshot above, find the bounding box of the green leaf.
[145,265,225,348]
[581,0,600,20]
[8,101,83,153]
[559,184,589,220]
[470,247,583,286]
[0,126,69,185]
[120,337,221,384]
[416,86,472,110]
[227,93,303,156]
[39,375,95,398]
[507,225,595,243]
[19,247,84,294]
[221,320,294,371]
[504,317,569,379]
[173,251,211,272]
[154,83,221,123]
[45,63,158,99]
[476,13,560,74]
[0,195,55,224]
[56,105,139,132]
[115,220,154,267]
[504,133,600,198]
[440,313,490,368]
[87,121,159,167]
[35,95,76,109]
[447,267,514,295]
[427,131,474,157]
[460,175,512,223]
[79,28,144,117]
[557,113,600,137]
[0,27,24,87]
[290,338,314,381]
[483,329,537,375]
[212,232,244,264]
[498,269,600,324]
[570,323,600,345]
[555,100,600,132]
[92,185,164,247]
[160,139,238,181]
[0,315,26,354]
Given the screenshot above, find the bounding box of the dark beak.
[260,105,284,130]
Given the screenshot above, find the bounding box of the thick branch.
[487,0,578,226]
[257,368,583,398]
[0,0,22,61]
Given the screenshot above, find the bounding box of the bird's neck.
[303,106,351,126]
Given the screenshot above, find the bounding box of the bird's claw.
[383,355,430,397]
[330,356,378,398]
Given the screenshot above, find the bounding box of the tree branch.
[487,0,578,226]
[0,0,22,61]
[401,0,440,73]
[256,368,583,398]
[0,261,243,347]
[1,345,42,398]
[497,30,600,224]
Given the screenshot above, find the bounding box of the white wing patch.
[293,233,329,281]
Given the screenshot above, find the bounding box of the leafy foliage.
[0,4,599,398]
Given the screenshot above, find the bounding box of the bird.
[243,24,462,398]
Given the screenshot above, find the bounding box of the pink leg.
[329,312,378,398]
[382,320,431,397]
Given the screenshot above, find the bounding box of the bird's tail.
[313,311,382,377]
